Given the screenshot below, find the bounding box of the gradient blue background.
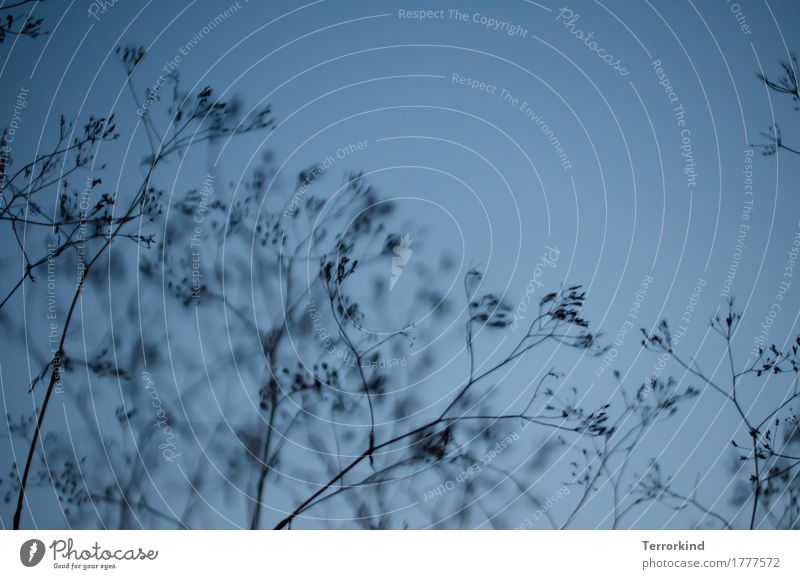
[1,0,799,529]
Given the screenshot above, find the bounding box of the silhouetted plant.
[758,52,800,156]
[642,300,800,529]
[3,44,273,529]
[1,36,732,533]
[268,278,609,529]
[558,376,699,529]
[1,54,702,529]
[0,0,46,43]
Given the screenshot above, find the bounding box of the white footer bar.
[1,531,796,578]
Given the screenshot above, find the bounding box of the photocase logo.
[19,539,46,567]
[390,234,413,291]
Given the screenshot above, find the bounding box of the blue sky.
[2,0,800,529]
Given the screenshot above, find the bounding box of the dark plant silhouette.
[0,0,46,43]
[558,376,699,529]
[642,301,800,529]
[269,281,609,529]
[757,52,800,156]
[3,44,273,529]
[2,46,656,527]
[7,31,797,534]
